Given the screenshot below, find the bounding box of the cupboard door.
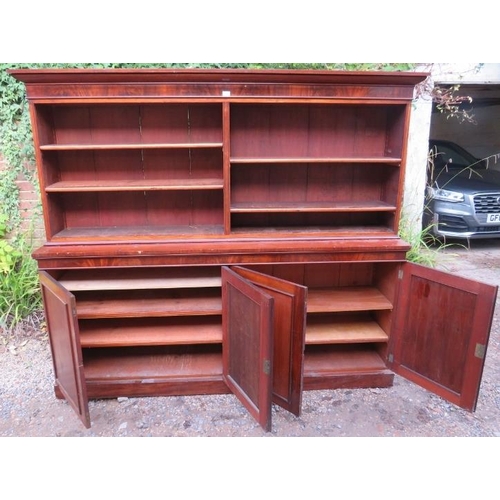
[390,262,497,411]
[230,266,306,416]
[39,272,90,428]
[221,267,273,431]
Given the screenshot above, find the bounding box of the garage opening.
[424,82,500,243]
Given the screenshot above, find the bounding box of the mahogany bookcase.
[11,69,497,430]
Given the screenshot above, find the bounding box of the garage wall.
[403,63,500,231]
[431,103,500,160]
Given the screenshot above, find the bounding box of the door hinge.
[398,269,404,280]
[387,353,394,363]
[475,343,486,360]
[263,359,271,376]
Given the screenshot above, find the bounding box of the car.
[423,139,500,239]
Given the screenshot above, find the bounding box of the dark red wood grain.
[390,263,497,411]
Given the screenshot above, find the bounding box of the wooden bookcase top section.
[11,68,428,102]
[12,68,427,249]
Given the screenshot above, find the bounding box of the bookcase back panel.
[146,191,224,226]
[230,104,406,159]
[44,149,223,183]
[247,263,376,288]
[43,151,99,185]
[50,105,142,145]
[231,212,395,231]
[37,103,223,146]
[231,164,399,205]
[139,104,223,144]
[54,191,224,229]
[142,149,223,180]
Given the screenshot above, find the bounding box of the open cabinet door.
[221,267,274,431]
[230,266,307,416]
[39,272,90,428]
[390,262,497,411]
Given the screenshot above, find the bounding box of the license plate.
[486,213,500,223]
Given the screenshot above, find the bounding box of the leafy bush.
[0,214,41,330]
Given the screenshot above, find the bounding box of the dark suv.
[423,139,500,239]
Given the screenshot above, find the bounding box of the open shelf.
[47,190,224,238]
[307,287,393,313]
[306,313,388,344]
[51,225,226,240]
[59,267,222,291]
[75,289,222,319]
[304,344,389,375]
[83,345,223,383]
[230,103,407,160]
[303,344,394,390]
[229,226,396,236]
[79,317,222,347]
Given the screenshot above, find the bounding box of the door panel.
[221,267,273,431]
[231,266,307,416]
[39,272,90,428]
[390,262,497,411]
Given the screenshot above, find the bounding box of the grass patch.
[0,216,42,334]
[399,215,461,267]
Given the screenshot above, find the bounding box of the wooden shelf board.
[304,345,388,375]
[306,313,389,344]
[307,287,393,313]
[52,225,225,240]
[76,291,222,319]
[79,318,222,347]
[231,157,401,164]
[83,345,223,381]
[230,226,395,236]
[60,267,222,291]
[231,201,396,213]
[40,142,223,151]
[46,178,224,192]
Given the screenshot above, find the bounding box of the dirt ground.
[1,239,500,439]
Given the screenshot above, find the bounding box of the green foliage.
[398,212,458,267]
[0,214,21,273]
[0,65,36,231]
[0,214,41,328]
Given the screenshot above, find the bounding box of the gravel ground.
[1,240,500,439]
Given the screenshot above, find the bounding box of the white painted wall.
[402,92,433,230]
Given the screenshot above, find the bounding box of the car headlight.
[428,187,465,203]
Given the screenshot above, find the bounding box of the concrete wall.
[431,103,500,160]
[402,92,433,230]
[429,63,500,160]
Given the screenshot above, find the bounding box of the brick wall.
[0,152,45,246]
[16,173,45,245]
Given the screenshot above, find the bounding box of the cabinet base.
[303,370,394,391]
[54,372,393,401]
